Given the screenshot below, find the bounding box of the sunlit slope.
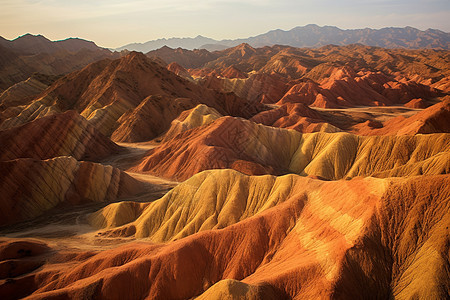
[20,171,449,299]
[132,116,450,180]
[91,169,320,240]
[163,104,222,141]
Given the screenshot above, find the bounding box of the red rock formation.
[151,44,447,109]
[432,76,450,93]
[111,96,196,142]
[221,65,248,79]
[166,62,193,80]
[404,98,427,108]
[201,73,290,104]
[0,73,58,109]
[154,44,449,85]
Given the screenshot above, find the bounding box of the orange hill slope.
[0,110,120,162]
[153,43,448,107]
[2,171,448,299]
[131,116,450,181]
[198,65,438,108]
[162,104,223,142]
[200,72,290,104]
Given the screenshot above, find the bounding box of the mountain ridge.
[0,33,107,55]
[115,24,450,52]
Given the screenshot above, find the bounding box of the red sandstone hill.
[0,110,120,162]
[278,66,438,108]
[0,73,59,111]
[200,72,290,104]
[166,62,193,80]
[0,172,448,299]
[130,116,449,181]
[0,52,264,141]
[221,65,248,79]
[179,45,443,108]
[142,43,449,111]
[0,39,449,300]
[199,64,439,108]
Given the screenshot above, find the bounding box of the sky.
[1,0,449,48]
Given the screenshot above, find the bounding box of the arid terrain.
[0,35,449,299]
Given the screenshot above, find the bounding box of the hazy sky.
[1,0,449,48]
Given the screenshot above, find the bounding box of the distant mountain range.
[116,24,450,52]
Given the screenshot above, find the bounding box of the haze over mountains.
[116,24,450,52]
[0,23,449,299]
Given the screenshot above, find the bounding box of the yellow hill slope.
[163,104,222,141]
[83,169,449,299]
